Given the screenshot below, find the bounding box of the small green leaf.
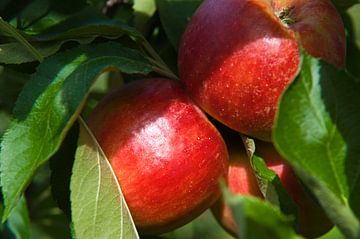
[0,42,152,221]
[6,196,30,239]
[274,53,360,239]
[224,191,301,239]
[71,118,139,239]
[251,154,298,219]
[242,136,298,220]
[156,0,202,50]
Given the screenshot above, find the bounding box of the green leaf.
[0,42,152,221]
[0,17,43,62]
[162,210,233,239]
[0,7,148,64]
[71,118,139,239]
[133,0,157,34]
[33,8,142,41]
[274,53,360,239]
[25,165,71,239]
[332,0,359,11]
[15,0,50,30]
[224,191,301,239]
[0,111,11,137]
[6,196,30,239]
[0,39,94,64]
[251,154,298,219]
[156,0,202,50]
[318,227,346,239]
[241,137,298,220]
[345,4,360,78]
[241,136,298,222]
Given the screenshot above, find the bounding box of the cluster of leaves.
[0,0,360,239]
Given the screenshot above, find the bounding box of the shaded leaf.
[25,165,71,239]
[6,196,30,239]
[50,123,79,218]
[0,42,152,221]
[0,17,43,62]
[33,8,142,41]
[0,7,147,64]
[0,111,11,137]
[162,210,233,239]
[156,0,202,49]
[345,4,360,78]
[332,0,359,11]
[15,0,50,30]
[0,39,93,64]
[274,53,360,239]
[71,118,139,239]
[0,66,30,111]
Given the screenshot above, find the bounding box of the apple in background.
[212,139,333,238]
[211,140,262,237]
[178,0,345,141]
[87,78,229,234]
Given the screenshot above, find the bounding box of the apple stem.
[152,65,179,80]
[276,7,296,27]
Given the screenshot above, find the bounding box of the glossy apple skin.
[178,0,345,141]
[211,141,333,238]
[87,78,229,234]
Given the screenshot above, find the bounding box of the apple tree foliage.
[0,0,360,239]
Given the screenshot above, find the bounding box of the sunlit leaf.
[71,118,139,239]
[274,53,360,239]
[0,42,151,221]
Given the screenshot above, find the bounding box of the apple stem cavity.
[276,7,296,27]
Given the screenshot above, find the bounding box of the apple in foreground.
[86,78,229,234]
[212,140,333,238]
[178,0,345,141]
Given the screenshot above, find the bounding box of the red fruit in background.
[178,0,345,141]
[211,142,262,236]
[87,78,229,234]
[212,140,333,238]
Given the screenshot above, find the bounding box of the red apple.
[178,0,345,141]
[86,78,229,234]
[212,140,333,238]
[211,142,262,236]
